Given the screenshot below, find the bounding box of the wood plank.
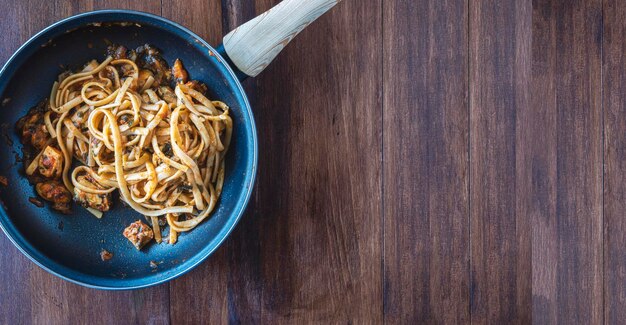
[530,0,558,323]
[251,0,382,323]
[603,0,626,323]
[469,0,532,323]
[0,1,170,324]
[55,0,161,15]
[169,249,229,324]
[162,0,223,45]
[382,0,469,323]
[92,0,161,14]
[530,0,603,324]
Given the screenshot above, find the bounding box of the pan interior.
[0,13,255,288]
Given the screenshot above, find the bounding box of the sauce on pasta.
[16,44,232,248]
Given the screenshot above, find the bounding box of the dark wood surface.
[603,0,626,324]
[532,1,604,324]
[0,0,625,324]
[470,0,532,323]
[383,0,468,323]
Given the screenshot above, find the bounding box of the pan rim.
[0,9,258,290]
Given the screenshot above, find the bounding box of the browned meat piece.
[73,175,111,212]
[106,44,128,60]
[17,104,49,151]
[171,59,188,84]
[35,180,72,213]
[184,80,208,95]
[135,44,159,56]
[136,44,171,85]
[123,220,154,250]
[157,86,177,104]
[100,249,113,261]
[30,126,49,151]
[38,146,63,179]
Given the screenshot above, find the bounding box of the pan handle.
[220,0,341,78]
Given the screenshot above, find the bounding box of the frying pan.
[0,0,340,289]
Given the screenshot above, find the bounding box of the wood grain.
[251,0,382,322]
[603,0,626,323]
[469,0,532,323]
[162,0,223,45]
[530,0,558,323]
[382,0,469,323]
[531,0,604,324]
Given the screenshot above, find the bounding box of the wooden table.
[0,0,624,323]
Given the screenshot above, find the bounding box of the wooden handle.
[222,0,341,77]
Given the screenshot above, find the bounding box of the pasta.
[16,45,232,247]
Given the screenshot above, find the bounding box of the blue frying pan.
[0,0,339,289]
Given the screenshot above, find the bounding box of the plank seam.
[380,0,386,322]
[467,0,472,323]
[601,0,605,323]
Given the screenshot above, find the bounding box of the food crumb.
[149,260,158,269]
[0,176,8,187]
[29,197,44,207]
[100,249,113,261]
[1,98,10,106]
